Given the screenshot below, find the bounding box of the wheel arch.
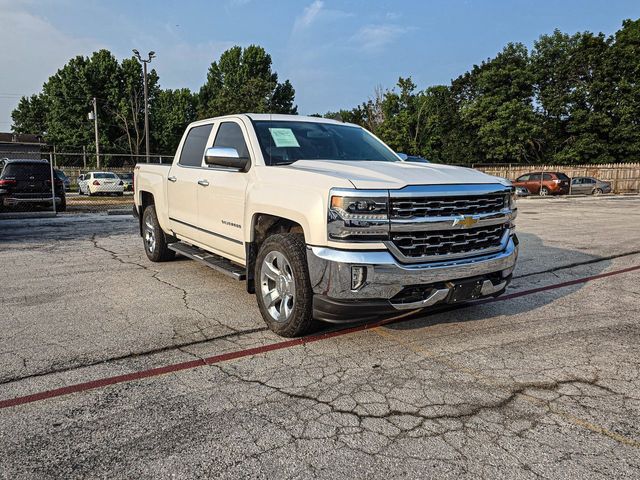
[245,213,305,294]
[138,190,155,236]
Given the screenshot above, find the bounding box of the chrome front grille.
[385,184,514,263]
[390,194,507,218]
[390,224,507,259]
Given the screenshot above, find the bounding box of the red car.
[512,172,570,196]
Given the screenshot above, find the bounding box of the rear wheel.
[539,187,549,196]
[255,233,314,337]
[142,205,176,262]
[58,195,66,212]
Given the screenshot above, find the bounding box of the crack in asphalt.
[513,249,640,280]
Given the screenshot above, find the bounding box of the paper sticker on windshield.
[269,128,300,148]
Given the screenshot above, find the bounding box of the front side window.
[213,122,250,159]
[517,174,530,182]
[530,173,542,181]
[252,120,399,166]
[179,124,213,167]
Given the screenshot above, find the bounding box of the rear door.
[572,177,587,194]
[195,120,251,262]
[167,123,214,240]
[528,173,542,194]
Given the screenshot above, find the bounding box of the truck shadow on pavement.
[379,232,613,334]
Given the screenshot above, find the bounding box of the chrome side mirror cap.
[204,147,249,171]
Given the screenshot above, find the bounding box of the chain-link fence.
[0,150,173,216]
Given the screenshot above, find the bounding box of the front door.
[196,120,252,263]
[167,123,214,240]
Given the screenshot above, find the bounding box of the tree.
[151,88,197,154]
[11,94,46,135]
[452,43,542,164]
[532,30,613,163]
[198,45,297,118]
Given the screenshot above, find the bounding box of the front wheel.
[142,205,176,262]
[255,233,314,337]
[593,188,603,195]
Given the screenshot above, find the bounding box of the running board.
[168,242,246,281]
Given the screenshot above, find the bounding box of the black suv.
[0,159,66,212]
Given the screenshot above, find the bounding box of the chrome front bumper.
[307,235,518,309]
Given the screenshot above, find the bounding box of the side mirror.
[396,152,408,161]
[205,147,249,171]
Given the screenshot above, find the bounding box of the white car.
[78,172,124,196]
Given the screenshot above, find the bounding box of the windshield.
[253,120,399,166]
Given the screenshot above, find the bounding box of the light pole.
[88,97,100,169]
[133,49,155,163]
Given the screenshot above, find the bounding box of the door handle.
[197,179,209,187]
[168,176,177,182]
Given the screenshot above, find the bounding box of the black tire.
[77,187,83,195]
[117,192,124,197]
[87,188,92,197]
[255,233,314,337]
[142,205,176,262]
[593,188,603,195]
[58,195,66,212]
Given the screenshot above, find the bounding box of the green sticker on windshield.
[269,128,300,148]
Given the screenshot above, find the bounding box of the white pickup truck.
[134,114,518,337]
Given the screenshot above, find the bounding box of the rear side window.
[1,162,50,180]
[179,124,213,167]
[213,122,250,159]
[543,173,553,181]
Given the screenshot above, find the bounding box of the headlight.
[328,189,389,241]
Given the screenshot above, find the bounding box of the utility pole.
[133,49,156,163]
[90,97,100,169]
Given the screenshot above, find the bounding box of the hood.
[281,160,510,190]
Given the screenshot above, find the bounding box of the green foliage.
[151,89,197,154]
[198,45,297,118]
[11,45,297,158]
[328,19,640,165]
[11,20,640,165]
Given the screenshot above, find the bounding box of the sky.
[1,0,639,130]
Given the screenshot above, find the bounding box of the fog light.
[351,266,367,290]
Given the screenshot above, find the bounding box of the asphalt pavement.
[1,196,639,479]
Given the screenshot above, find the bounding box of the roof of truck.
[245,114,346,125]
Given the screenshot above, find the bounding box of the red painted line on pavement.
[1,263,639,410]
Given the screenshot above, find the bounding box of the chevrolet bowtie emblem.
[456,216,479,228]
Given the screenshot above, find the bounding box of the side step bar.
[168,242,246,281]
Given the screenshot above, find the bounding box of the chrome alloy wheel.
[260,251,296,323]
[144,219,157,254]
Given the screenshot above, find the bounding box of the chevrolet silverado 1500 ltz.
[134,114,518,337]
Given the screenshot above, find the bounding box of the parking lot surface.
[1,196,639,479]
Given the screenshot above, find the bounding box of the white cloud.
[0,6,104,128]
[350,24,409,51]
[294,0,324,31]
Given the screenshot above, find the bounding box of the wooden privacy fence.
[474,163,640,194]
